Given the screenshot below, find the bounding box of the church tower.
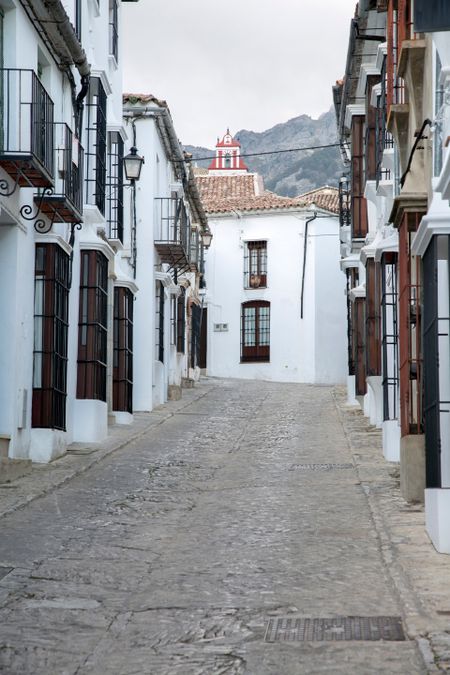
[208,129,248,174]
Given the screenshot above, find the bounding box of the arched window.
[241,301,270,363]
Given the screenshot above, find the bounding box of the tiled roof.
[123,93,168,108]
[297,186,339,214]
[195,173,339,215]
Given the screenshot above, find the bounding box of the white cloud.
[122,0,356,147]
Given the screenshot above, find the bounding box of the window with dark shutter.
[244,241,267,288]
[32,244,70,430]
[113,287,133,413]
[85,77,107,215]
[77,250,108,401]
[241,301,270,363]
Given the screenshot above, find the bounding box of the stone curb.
[0,381,212,521]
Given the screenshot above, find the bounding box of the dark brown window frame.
[177,288,186,354]
[77,250,108,401]
[244,240,267,288]
[113,287,133,413]
[32,243,70,430]
[85,77,107,215]
[106,130,124,241]
[241,300,270,363]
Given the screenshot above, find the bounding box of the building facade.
[197,132,347,385]
[334,0,450,552]
[0,0,208,477]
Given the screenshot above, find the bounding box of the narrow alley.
[0,379,445,674]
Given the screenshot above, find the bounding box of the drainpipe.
[300,208,318,319]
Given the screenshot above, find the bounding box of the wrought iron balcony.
[154,197,190,268]
[0,69,54,192]
[338,176,351,229]
[34,124,84,225]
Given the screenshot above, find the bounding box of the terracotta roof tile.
[123,93,168,108]
[195,174,339,215]
[297,186,339,214]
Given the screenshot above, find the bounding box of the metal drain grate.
[265,616,405,642]
[289,463,353,472]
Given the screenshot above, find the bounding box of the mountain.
[184,109,343,198]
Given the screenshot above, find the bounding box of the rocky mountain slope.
[184,109,343,197]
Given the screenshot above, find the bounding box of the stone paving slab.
[0,384,210,520]
[0,378,448,672]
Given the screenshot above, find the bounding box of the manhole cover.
[0,567,13,581]
[265,616,405,642]
[289,463,353,472]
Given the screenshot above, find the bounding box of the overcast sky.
[122,0,357,148]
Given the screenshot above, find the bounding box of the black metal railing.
[338,175,351,228]
[0,68,54,180]
[106,131,123,241]
[55,123,84,216]
[154,197,190,251]
[85,77,107,215]
[381,253,399,421]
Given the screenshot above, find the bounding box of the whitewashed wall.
[204,209,347,384]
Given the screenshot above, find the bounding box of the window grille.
[106,131,124,241]
[241,301,270,362]
[354,297,366,396]
[85,77,107,215]
[244,241,267,288]
[191,303,202,369]
[398,213,423,435]
[109,0,118,61]
[170,296,177,345]
[155,281,164,363]
[375,58,394,187]
[77,250,108,401]
[422,235,450,487]
[381,253,399,421]
[346,267,358,376]
[365,259,382,377]
[339,176,351,228]
[177,289,186,353]
[32,244,70,430]
[113,287,133,413]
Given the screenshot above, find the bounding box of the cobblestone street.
[1,378,449,674]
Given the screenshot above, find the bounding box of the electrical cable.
[179,142,341,163]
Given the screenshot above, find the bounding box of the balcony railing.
[0,68,54,189]
[154,197,190,267]
[338,176,351,228]
[36,123,84,224]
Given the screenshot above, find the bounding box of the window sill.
[108,54,119,71]
[240,359,270,364]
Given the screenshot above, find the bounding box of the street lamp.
[201,229,213,248]
[123,146,144,182]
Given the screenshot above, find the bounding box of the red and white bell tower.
[208,129,248,174]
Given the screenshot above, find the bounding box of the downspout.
[25,0,91,135]
[42,0,90,77]
[300,210,318,319]
[400,118,432,188]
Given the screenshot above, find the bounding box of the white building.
[197,132,347,385]
[0,0,208,477]
[122,94,209,411]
